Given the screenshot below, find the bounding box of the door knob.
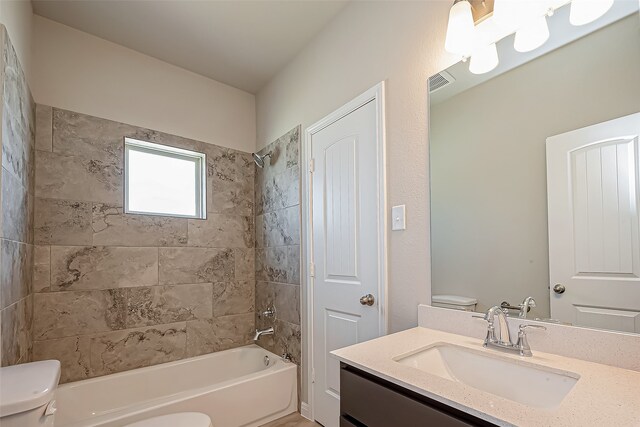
[360,294,375,306]
[553,284,566,294]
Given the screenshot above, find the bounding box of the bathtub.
[54,345,297,427]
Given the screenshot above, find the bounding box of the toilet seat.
[125,412,212,427]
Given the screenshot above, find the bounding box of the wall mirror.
[429,1,640,334]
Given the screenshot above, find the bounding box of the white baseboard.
[300,402,312,420]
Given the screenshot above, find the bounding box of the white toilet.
[0,360,61,427]
[125,412,213,427]
[432,294,478,311]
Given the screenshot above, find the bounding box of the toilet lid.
[125,412,212,427]
[0,360,61,417]
[432,294,477,306]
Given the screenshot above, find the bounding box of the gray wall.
[254,126,301,391]
[430,16,640,316]
[31,107,256,383]
[0,25,36,367]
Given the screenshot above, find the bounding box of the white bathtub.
[54,345,297,427]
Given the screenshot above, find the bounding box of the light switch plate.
[391,205,406,231]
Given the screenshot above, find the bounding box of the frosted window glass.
[125,139,205,218]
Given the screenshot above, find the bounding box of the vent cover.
[429,70,455,93]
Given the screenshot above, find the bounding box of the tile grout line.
[47,244,51,292]
[34,319,191,343]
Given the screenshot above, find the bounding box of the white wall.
[32,16,256,152]
[256,1,457,333]
[430,16,640,317]
[0,0,33,81]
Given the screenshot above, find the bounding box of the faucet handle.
[473,313,497,347]
[261,305,276,319]
[519,324,547,332]
[516,324,546,357]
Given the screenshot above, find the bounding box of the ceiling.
[32,0,349,93]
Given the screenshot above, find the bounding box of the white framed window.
[124,138,206,219]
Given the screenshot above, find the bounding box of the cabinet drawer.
[340,415,361,427]
[341,366,490,427]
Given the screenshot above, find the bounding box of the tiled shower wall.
[0,26,36,366]
[31,107,256,382]
[254,127,301,366]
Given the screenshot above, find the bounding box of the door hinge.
[312,368,316,383]
[309,158,315,173]
[309,262,315,277]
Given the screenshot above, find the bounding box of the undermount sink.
[393,343,579,409]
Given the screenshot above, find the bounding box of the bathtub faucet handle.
[262,305,276,319]
[281,353,292,362]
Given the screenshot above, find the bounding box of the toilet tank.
[432,295,478,311]
[0,360,61,427]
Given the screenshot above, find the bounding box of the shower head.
[252,151,272,168]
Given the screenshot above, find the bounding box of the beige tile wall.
[31,107,256,383]
[0,25,36,367]
[254,127,301,366]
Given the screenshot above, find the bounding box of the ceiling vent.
[429,70,455,93]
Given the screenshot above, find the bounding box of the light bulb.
[493,0,523,25]
[469,43,499,74]
[445,0,475,56]
[514,15,550,52]
[493,0,547,28]
[570,0,614,26]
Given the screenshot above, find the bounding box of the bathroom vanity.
[325,1,640,425]
[340,363,494,426]
[332,325,640,427]
[386,5,640,423]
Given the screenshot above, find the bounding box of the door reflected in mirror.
[429,2,640,334]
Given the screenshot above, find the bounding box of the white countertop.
[331,327,640,427]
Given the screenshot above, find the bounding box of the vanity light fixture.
[469,42,499,74]
[444,0,615,74]
[492,0,532,26]
[569,0,614,25]
[444,0,475,56]
[514,15,550,52]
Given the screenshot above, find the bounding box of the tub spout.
[254,327,274,341]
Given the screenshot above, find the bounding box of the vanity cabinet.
[340,363,496,427]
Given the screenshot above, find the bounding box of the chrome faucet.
[475,306,546,356]
[253,327,274,341]
[519,296,536,318]
[486,305,511,344]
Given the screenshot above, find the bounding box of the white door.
[310,98,384,427]
[547,113,640,333]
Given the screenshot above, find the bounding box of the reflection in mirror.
[429,2,640,334]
